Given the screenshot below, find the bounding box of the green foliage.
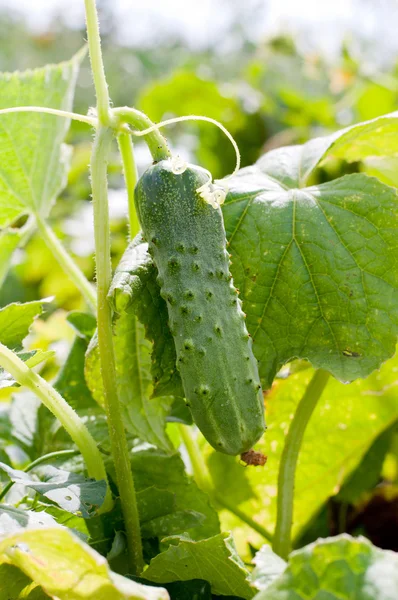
[206,352,398,541]
[253,535,398,599]
[222,119,398,386]
[0,527,168,600]
[0,462,107,518]
[108,234,183,401]
[144,533,253,599]
[0,50,84,228]
[0,227,23,287]
[130,448,220,541]
[85,317,173,452]
[0,300,44,349]
[1,6,398,598]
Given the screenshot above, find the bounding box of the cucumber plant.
[0,0,397,598]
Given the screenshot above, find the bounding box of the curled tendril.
[127,114,239,209]
[170,154,188,175]
[196,171,228,209]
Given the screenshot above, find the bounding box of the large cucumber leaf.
[0,49,85,228]
[0,527,168,600]
[253,535,398,600]
[221,112,398,385]
[108,234,183,400]
[223,170,398,386]
[0,50,85,286]
[144,532,253,599]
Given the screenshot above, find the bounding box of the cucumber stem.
[112,107,171,162]
[90,126,144,574]
[273,369,330,559]
[35,215,97,313]
[178,424,273,542]
[84,0,110,126]
[0,343,112,511]
[117,133,140,239]
[85,0,144,574]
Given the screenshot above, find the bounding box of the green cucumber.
[135,160,265,455]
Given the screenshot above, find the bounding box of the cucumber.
[135,160,265,455]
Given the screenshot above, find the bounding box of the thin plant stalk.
[85,0,144,574]
[0,343,112,511]
[113,107,171,162]
[84,0,110,126]
[178,424,273,542]
[273,369,330,559]
[36,215,97,313]
[90,127,144,574]
[117,133,140,238]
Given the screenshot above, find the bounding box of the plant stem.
[178,424,273,542]
[90,126,144,575]
[0,343,112,511]
[85,0,143,573]
[113,107,171,162]
[0,449,78,502]
[178,424,213,494]
[212,493,273,543]
[117,133,140,238]
[273,369,330,559]
[84,0,110,126]
[35,215,97,313]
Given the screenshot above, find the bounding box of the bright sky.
[0,0,396,61]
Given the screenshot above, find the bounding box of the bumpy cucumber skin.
[135,160,265,455]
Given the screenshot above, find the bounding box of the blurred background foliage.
[1,0,398,557]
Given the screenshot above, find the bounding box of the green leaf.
[141,510,205,538]
[132,578,212,600]
[144,533,253,599]
[0,49,85,227]
[137,487,206,540]
[223,169,398,386]
[0,463,107,518]
[66,311,97,340]
[254,535,398,600]
[108,234,183,400]
[85,315,173,452]
[324,111,398,163]
[7,392,54,460]
[0,527,168,600]
[0,564,49,600]
[56,336,97,410]
[245,112,398,189]
[250,545,286,592]
[130,449,220,541]
[0,505,58,535]
[362,156,398,188]
[336,423,397,504]
[136,487,176,523]
[87,235,179,450]
[0,300,44,350]
[0,227,22,288]
[206,353,398,541]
